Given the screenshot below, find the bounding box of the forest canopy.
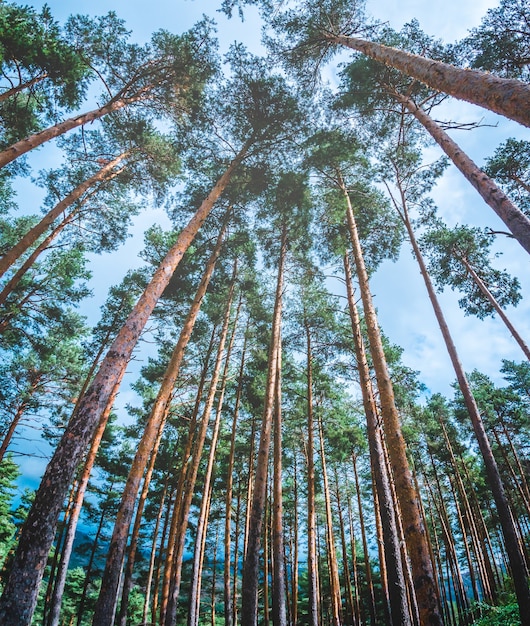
[0,1,530,625]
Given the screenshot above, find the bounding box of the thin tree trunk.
[0,144,248,626]
[93,215,230,626]
[0,92,149,169]
[272,338,287,626]
[397,95,530,255]
[224,323,248,626]
[344,252,411,626]
[165,297,235,626]
[240,225,286,626]
[291,454,299,626]
[0,153,128,278]
[326,32,530,128]
[0,392,36,465]
[341,178,442,625]
[334,469,355,626]
[400,200,530,623]
[459,255,530,360]
[141,480,168,626]
[318,413,342,626]
[188,274,238,626]
[304,320,320,626]
[0,73,49,102]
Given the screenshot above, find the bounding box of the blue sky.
[18,0,530,402]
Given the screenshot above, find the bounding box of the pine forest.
[1,0,530,624]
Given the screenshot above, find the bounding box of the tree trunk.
[0,153,129,278]
[240,225,286,626]
[318,413,342,626]
[224,323,248,626]
[397,95,530,255]
[401,200,530,623]
[327,32,530,128]
[304,320,320,626]
[188,274,238,626]
[341,179,442,625]
[0,93,148,169]
[92,215,230,626]
[344,252,411,626]
[272,338,287,626]
[334,469,355,626]
[164,298,235,626]
[459,255,530,360]
[0,144,248,626]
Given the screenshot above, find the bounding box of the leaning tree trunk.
[187,274,238,626]
[0,143,249,626]
[0,152,129,278]
[164,302,235,626]
[400,199,530,624]
[92,216,230,626]
[0,92,149,169]
[326,32,530,128]
[343,252,411,626]
[341,177,443,626]
[458,254,530,361]
[240,225,286,626]
[396,94,530,255]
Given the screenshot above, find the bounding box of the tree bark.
[272,338,287,626]
[397,95,530,255]
[0,153,129,278]
[343,252,411,626]
[240,225,286,626]
[401,200,530,624]
[341,179,442,625]
[0,145,248,626]
[327,32,530,128]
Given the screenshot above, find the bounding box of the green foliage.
[462,0,530,80]
[420,222,521,318]
[470,596,520,626]
[0,455,18,566]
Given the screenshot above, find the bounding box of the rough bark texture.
[398,95,530,255]
[344,253,411,626]
[0,147,247,626]
[403,206,530,625]
[329,33,530,128]
[92,217,229,626]
[240,226,286,626]
[0,153,129,277]
[342,182,443,626]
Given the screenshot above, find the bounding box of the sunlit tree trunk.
[240,225,286,626]
[341,178,441,625]
[0,145,248,626]
[93,218,230,626]
[326,32,530,127]
[0,154,128,278]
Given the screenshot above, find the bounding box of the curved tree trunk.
[341,179,442,625]
[397,95,530,255]
[0,145,248,626]
[240,225,286,626]
[327,33,530,128]
[0,152,129,278]
[401,201,530,624]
